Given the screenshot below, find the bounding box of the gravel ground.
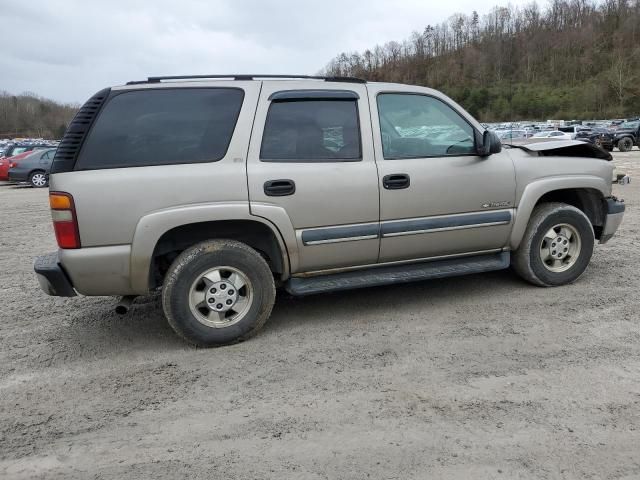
[1,150,639,479]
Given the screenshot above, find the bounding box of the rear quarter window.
[75,88,244,170]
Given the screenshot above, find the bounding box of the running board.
[285,252,510,296]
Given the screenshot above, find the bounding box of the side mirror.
[478,130,502,157]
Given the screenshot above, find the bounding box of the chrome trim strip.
[300,209,514,246]
[380,209,512,236]
[382,220,510,238]
[301,222,379,246]
[304,234,379,245]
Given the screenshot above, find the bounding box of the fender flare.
[129,202,294,294]
[510,175,610,250]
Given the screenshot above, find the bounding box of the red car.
[0,150,39,181]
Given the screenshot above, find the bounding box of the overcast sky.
[2,0,532,104]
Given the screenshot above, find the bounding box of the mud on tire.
[512,202,594,287]
[162,239,276,347]
[617,137,633,152]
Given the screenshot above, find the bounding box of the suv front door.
[369,85,516,263]
[247,82,379,273]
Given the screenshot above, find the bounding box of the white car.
[532,130,573,140]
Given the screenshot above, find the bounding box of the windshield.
[620,121,639,130]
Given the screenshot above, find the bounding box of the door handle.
[264,179,296,196]
[383,173,410,190]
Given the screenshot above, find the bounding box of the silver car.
[34,74,626,346]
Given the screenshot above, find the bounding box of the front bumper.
[34,252,77,297]
[600,197,625,244]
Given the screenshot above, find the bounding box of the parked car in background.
[575,127,615,151]
[557,125,590,139]
[0,149,50,181]
[531,130,573,140]
[0,143,51,161]
[8,148,57,187]
[612,120,640,152]
[495,129,529,141]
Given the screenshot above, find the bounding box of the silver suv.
[34,74,626,346]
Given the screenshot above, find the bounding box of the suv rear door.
[368,84,515,263]
[247,81,379,273]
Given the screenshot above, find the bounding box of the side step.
[285,252,510,296]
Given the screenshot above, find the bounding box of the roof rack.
[126,74,366,85]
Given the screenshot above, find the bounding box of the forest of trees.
[323,0,640,122]
[0,91,78,140]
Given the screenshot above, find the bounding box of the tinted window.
[260,100,361,161]
[76,88,244,170]
[377,94,475,159]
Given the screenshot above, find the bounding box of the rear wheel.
[29,171,48,188]
[162,239,276,347]
[617,137,633,152]
[512,202,594,287]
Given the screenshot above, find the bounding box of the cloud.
[0,0,533,103]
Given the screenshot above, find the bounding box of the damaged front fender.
[506,140,613,161]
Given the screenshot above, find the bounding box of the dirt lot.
[1,150,639,479]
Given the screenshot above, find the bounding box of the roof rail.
[126,74,366,85]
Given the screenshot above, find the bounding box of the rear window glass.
[76,88,244,170]
[260,100,361,161]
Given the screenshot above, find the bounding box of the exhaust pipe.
[115,295,137,315]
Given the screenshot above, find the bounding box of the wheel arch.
[129,203,291,293]
[510,176,609,250]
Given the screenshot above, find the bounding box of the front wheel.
[512,202,594,287]
[162,239,276,347]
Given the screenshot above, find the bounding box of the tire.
[162,239,276,347]
[29,171,48,188]
[617,137,633,152]
[512,202,594,287]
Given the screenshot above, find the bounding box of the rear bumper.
[34,252,77,297]
[8,170,28,182]
[600,198,625,244]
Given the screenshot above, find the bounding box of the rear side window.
[260,100,361,161]
[76,88,244,170]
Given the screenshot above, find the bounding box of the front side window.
[76,88,244,170]
[260,100,361,161]
[377,93,476,159]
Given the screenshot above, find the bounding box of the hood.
[505,139,612,161]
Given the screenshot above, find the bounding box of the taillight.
[9,162,17,168]
[49,192,81,249]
